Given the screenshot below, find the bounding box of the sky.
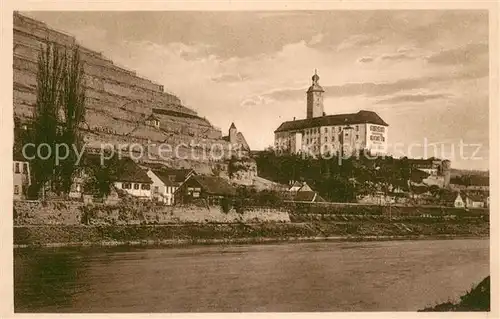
[22,11,490,170]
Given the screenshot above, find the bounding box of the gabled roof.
[293,191,325,202]
[294,191,316,202]
[275,110,388,133]
[115,158,152,183]
[297,183,313,192]
[191,175,236,196]
[152,168,194,186]
[13,148,28,162]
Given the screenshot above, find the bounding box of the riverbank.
[420,276,490,312]
[14,219,489,248]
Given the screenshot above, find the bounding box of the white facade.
[275,123,388,156]
[146,170,178,205]
[13,160,30,200]
[114,181,151,198]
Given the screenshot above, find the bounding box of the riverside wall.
[13,200,489,247]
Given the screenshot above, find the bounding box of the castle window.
[141,184,150,190]
[356,135,359,140]
[355,125,359,131]
[23,163,28,174]
[14,185,19,195]
[134,183,140,190]
[324,128,328,133]
[15,163,20,174]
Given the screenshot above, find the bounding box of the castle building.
[274,71,389,157]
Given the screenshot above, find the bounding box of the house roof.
[294,191,316,202]
[115,158,152,183]
[13,148,28,162]
[191,175,236,196]
[274,110,388,133]
[152,168,193,186]
[297,183,313,192]
[293,191,325,202]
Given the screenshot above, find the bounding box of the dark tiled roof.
[152,168,193,186]
[116,158,152,183]
[13,148,28,162]
[274,110,388,133]
[193,175,236,196]
[230,122,236,129]
[294,191,316,202]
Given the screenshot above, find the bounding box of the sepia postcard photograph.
[2,0,499,316]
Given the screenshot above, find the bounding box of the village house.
[174,174,236,206]
[113,158,153,199]
[146,166,195,205]
[13,150,31,200]
[464,192,486,209]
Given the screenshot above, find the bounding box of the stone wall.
[13,200,291,225]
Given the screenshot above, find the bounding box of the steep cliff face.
[13,12,241,173]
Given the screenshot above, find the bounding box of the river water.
[14,238,489,312]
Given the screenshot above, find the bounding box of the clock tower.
[306,70,325,119]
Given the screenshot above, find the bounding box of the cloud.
[211,73,250,83]
[336,34,382,51]
[358,56,374,63]
[240,95,272,107]
[376,93,451,104]
[380,53,417,62]
[427,43,488,65]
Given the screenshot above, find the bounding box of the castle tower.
[229,122,237,144]
[306,70,325,119]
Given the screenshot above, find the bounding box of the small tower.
[306,69,325,119]
[229,122,237,144]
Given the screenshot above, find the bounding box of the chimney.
[293,117,296,121]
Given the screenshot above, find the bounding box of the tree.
[27,43,86,197]
[83,152,122,197]
[54,46,86,193]
[28,43,67,197]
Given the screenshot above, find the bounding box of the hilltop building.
[274,71,389,156]
[222,122,250,152]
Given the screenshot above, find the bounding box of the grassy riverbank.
[420,276,490,312]
[14,219,489,248]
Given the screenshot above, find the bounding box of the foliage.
[24,43,86,196]
[254,150,416,202]
[82,152,122,197]
[233,186,284,211]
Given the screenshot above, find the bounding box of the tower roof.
[308,69,324,93]
[230,122,236,129]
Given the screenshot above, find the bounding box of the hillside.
[13,12,245,174]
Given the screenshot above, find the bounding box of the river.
[14,238,489,312]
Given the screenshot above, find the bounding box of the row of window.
[14,162,28,174]
[305,125,361,136]
[153,186,177,194]
[305,134,361,144]
[370,135,386,142]
[122,183,151,190]
[14,185,22,195]
[370,125,385,133]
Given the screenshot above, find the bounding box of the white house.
[113,158,153,199]
[453,192,466,208]
[146,167,195,205]
[13,150,31,200]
